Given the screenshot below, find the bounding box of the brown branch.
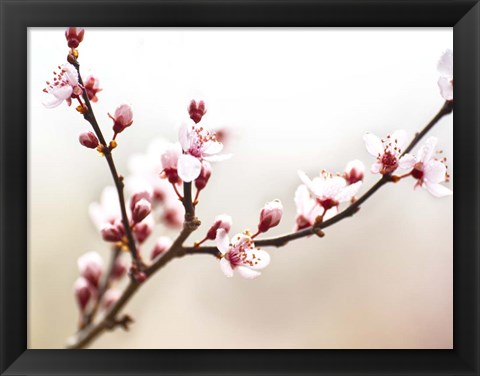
[184,100,453,252]
[66,100,452,349]
[71,58,141,266]
[66,182,201,348]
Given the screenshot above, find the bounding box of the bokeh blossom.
[437,49,453,101]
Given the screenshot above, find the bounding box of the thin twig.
[71,58,141,266]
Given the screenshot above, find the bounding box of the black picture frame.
[1,0,478,375]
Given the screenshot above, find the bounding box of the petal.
[391,129,408,150]
[370,162,382,174]
[298,171,315,193]
[423,181,452,198]
[437,49,453,77]
[42,95,65,109]
[203,153,232,162]
[215,229,230,255]
[202,140,223,155]
[178,122,192,151]
[51,85,73,100]
[219,258,234,278]
[63,63,79,86]
[438,77,453,101]
[322,176,347,198]
[363,133,383,156]
[245,249,270,270]
[417,137,438,164]
[294,185,310,214]
[335,181,362,203]
[236,266,261,279]
[177,154,202,182]
[424,160,447,184]
[398,154,416,169]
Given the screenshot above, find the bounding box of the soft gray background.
[29,28,453,349]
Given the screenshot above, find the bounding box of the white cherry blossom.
[363,130,407,174]
[437,49,453,101]
[43,63,81,108]
[399,137,452,197]
[216,229,270,279]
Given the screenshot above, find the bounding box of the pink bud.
[79,131,99,149]
[133,221,152,244]
[163,205,184,229]
[83,75,102,102]
[130,190,152,213]
[109,104,133,135]
[101,221,125,242]
[102,289,121,310]
[132,198,151,223]
[258,200,283,233]
[77,252,103,288]
[112,259,127,280]
[150,236,173,261]
[195,161,212,191]
[74,277,91,312]
[161,144,182,184]
[188,99,207,123]
[133,271,147,284]
[344,159,365,185]
[65,27,85,49]
[206,214,232,240]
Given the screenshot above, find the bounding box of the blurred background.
[29,28,453,349]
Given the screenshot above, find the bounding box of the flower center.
[319,198,338,211]
[411,162,424,180]
[189,126,219,157]
[226,236,261,268]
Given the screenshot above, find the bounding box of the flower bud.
[109,104,133,135]
[161,144,182,184]
[77,252,103,288]
[74,277,91,312]
[344,159,365,185]
[132,198,151,224]
[102,289,121,310]
[130,190,152,213]
[65,27,85,49]
[79,131,99,149]
[188,99,207,123]
[195,161,212,191]
[101,221,125,242]
[206,214,232,240]
[150,236,173,260]
[258,199,283,233]
[83,75,102,102]
[112,259,127,280]
[133,221,153,244]
[163,204,184,229]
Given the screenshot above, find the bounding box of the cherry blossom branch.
[84,246,121,326]
[67,181,202,348]
[70,58,142,267]
[183,100,453,253]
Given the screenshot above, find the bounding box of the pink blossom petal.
[202,140,223,155]
[398,154,416,169]
[424,160,447,184]
[215,229,230,255]
[438,77,453,101]
[236,266,261,279]
[335,181,362,203]
[203,153,232,162]
[177,154,202,182]
[220,258,234,278]
[423,181,452,198]
[178,122,192,151]
[322,176,347,198]
[245,249,270,270]
[298,171,315,192]
[294,185,311,214]
[437,49,453,77]
[370,162,382,174]
[63,63,79,86]
[42,95,66,109]
[363,133,383,156]
[417,137,438,164]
